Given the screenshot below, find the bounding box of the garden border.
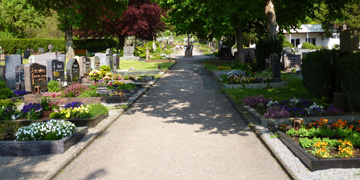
[275,129,360,171]
[0,127,87,156]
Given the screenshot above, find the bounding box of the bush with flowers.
[15,120,76,141]
[20,103,42,120]
[89,70,102,81]
[221,69,273,84]
[281,119,360,158]
[243,95,344,118]
[48,102,108,119]
[63,83,89,97]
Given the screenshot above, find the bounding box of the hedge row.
[302,50,360,109]
[339,53,360,109]
[302,49,336,99]
[0,39,118,54]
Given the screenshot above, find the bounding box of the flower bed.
[0,120,87,156]
[271,119,360,171]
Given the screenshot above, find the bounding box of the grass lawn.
[224,72,314,103]
[119,60,175,71]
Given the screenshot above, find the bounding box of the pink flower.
[94,83,98,85]
[253,72,256,75]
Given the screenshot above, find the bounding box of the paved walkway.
[56,50,289,180]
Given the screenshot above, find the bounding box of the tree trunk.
[65,27,75,59]
[118,35,125,51]
[236,27,245,62]
[265,0,277,42]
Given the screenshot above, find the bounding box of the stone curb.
[45,64,176,180]
[206,67,295,179]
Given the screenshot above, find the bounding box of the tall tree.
[27,0,127,58]
[75,0,166,51]
[0,0,47,38]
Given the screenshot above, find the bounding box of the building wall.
[284,32,340,49]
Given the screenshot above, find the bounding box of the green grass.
[225,73,314,103]
[119,60,175,71]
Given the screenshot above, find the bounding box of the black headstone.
[24,50,31,59]
[51,60,65,81]
[219,47,232,60]
[29,63,47,92]
[72,60,80,82]
[270,53,281,82]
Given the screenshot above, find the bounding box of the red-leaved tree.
[75,0,166,50]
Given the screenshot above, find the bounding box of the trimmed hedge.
[338,52,360,109]
[0,39,118,54]
[302,49,336,99]
[73,39,118,53]
[0,39,65,54]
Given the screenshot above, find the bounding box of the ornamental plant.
[310,141,331,158]
[42,92,62,98]
[89,70,102,81]
[47,80,60,92]
[338,139,354,157]
[243,95,268,107]
[264,106,291,118]
[59,104,90,119]
[13,90,27,96]
[64,101,84,109]
[40,98,60,111]
[20,103,42,120]
[0,99,17,120]
[15,120,76,141]
[63,83,89,97]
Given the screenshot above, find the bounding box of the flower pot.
[42,110,54,118]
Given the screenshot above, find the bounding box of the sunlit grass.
[119,60,175,71]
[225,72,313,103]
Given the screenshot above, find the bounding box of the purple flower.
[264,106,291,118]
[243,95,268,107]
[64,101,84,109]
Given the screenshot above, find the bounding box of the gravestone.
[24,63,47,93]
[66,58,80,82]
[47,59,64,81]
[94,56,100,70]
[106,48,114,72]
[15,64,25,90]
[122,46,140,60]
[123,46,134,56]
[5,55,22,90]
[94,53,106,66]
[48,44,54,52]
[28,55,36,64]
[57,53,65,63]
[34,52,57,66]
[243,48,255,63]
[29,49,35,54]
[78,56,91,77]
[24,50,31,59]
[0,66,5,80]
[270,53,281,82]
[285,54,302,69]
[185,45,193,58]
[218,47,232,60]
[114,54,119,70]
[38,47,45,54]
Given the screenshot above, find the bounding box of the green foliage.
[0,85,14,99]
[49,112,61,119]
[255,38,283,71]
[282,39,293,48]
[0,99,15,109]
[74,39,118,53]
[100,65,111,75]
[0,121,18,140]
[0,39,65,54]
[87,103,108,117]
[302,49,336,99]
[286,128,298,137]
[301,42,321,49]
[78,89,98,97]
[299,137,314,148]
[0,0,47,39]
[299,137,339,149]
[338,52,360,109]
[47,80,60,92]
[116,83,136,90]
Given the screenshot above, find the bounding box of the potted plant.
[40,98,59,117]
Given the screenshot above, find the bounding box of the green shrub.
[282,39,293,48]
[0,80,6,89]
[255,38,282,71]
[0,121,18,140]
[78,89,98,97]
[0,99,15,109]
[338,52,360,109]
[47,80,60,92]
[0,88,14,99]
[302,49,336,99]
[88,103,108,117]
[100,65,111,75]
[0,39,65,54]
[73,39,118,52]
[0,99,16,120]
[301,42,316,49]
